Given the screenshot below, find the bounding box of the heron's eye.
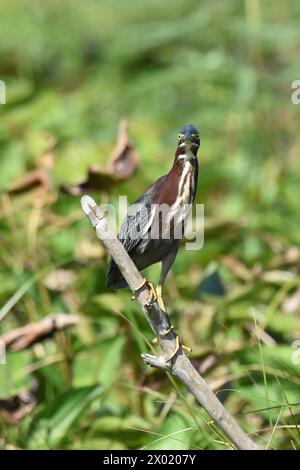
[178,133,183,140]
[191,133,199,139]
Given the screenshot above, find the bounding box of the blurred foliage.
[1,0,300,450]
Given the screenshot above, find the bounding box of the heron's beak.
[183,135,193,149]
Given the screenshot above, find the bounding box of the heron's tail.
[106,258,128,289]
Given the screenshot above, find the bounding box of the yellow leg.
[145,281,157,304]
[156,283,166,312]
[182,345,192,356]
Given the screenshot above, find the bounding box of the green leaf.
[97,336,125,386]
[144,414,193,450]
[29,384,104,448]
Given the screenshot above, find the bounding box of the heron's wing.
[118,190,156,253]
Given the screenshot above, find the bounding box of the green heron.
[107,124,200,312]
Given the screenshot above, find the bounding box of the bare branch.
[81,195,258,451]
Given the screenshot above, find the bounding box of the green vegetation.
[1,0,300,450]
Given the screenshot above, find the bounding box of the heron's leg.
[151,245,180,350]
[156,284,166,312]
[155,245,193,359]
[156,244,179,312]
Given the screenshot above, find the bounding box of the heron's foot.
[165,339,192,361]
[152,325,174,345]
[132,278,157,305]
[182,345,192,357]
[131,279,145,301]
[152,326,181,363]
[144,280,157,306]
[152,327,192,361]
[165,335,180,362]
[132,280,166,312]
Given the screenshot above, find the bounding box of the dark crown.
[179,124,199,135]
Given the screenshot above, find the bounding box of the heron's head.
[177,124,200,154]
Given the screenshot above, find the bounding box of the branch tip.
[81,195,104,227]
[141,353,170,371]
[81,195,96,215]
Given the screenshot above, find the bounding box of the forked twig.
[81,195,258,450]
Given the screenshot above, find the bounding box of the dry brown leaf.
[270,246,300,269]
[107,120,139,179]
[0,390,37,425]
[282,288,300,314]
[43,269,77,292]
[6,138,56,196]
[75,238,106,262]
[61,120,139,195]
[261,270,298,284]
[1,313,79,352]
[221,255,252,281]
[197,354,218,374]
